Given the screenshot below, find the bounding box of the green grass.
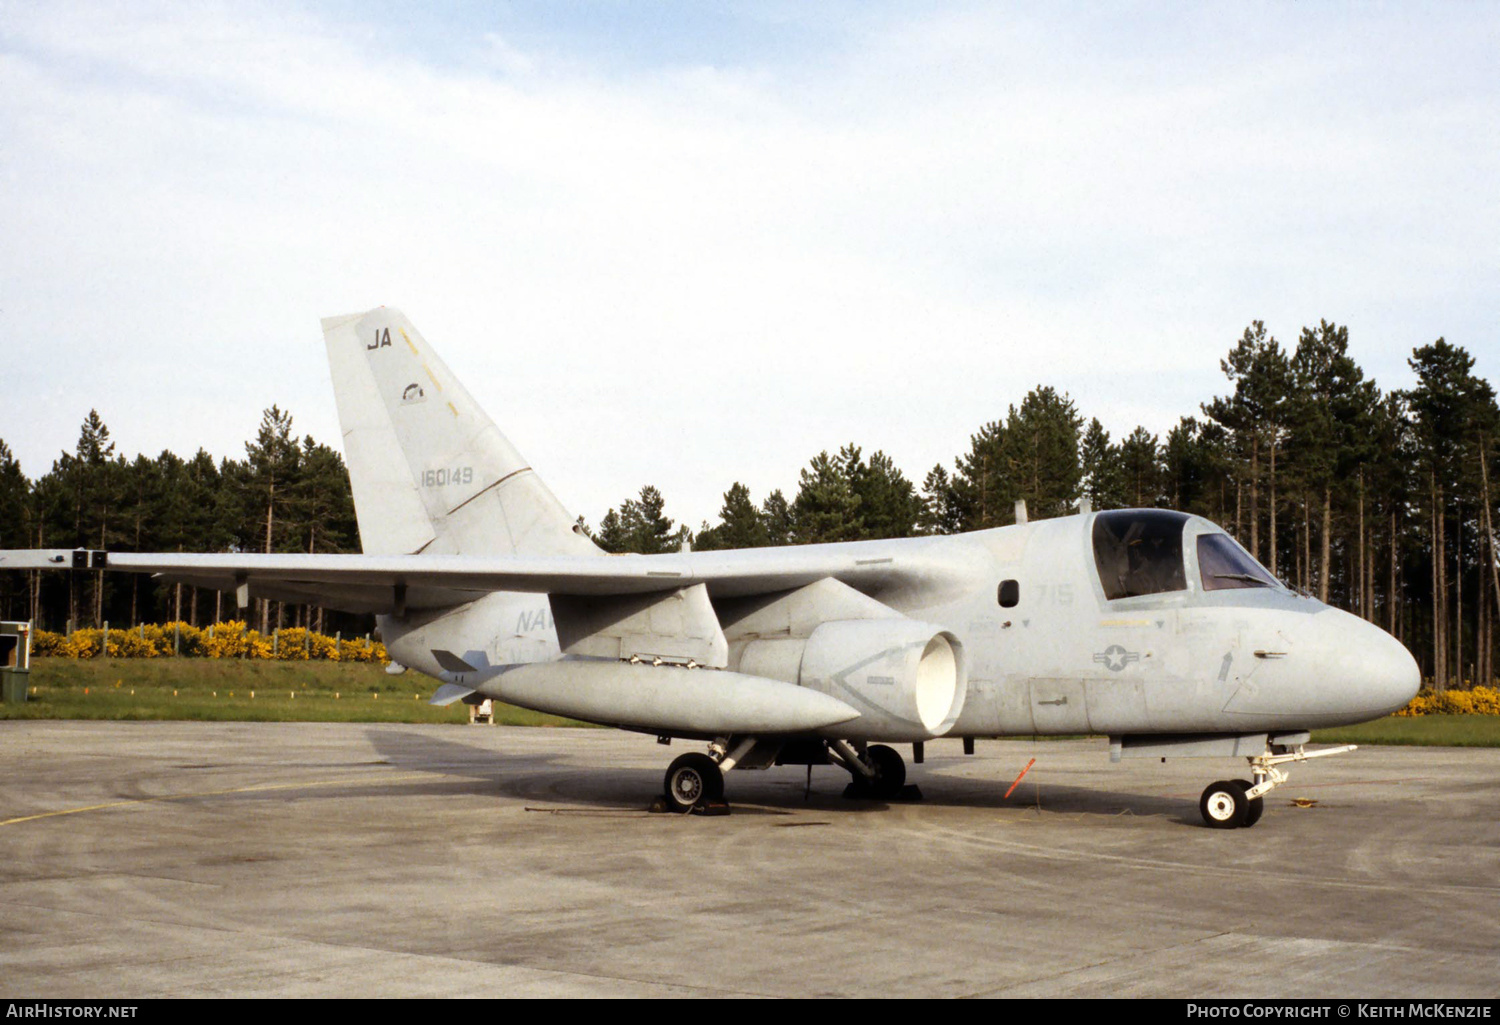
[0,658,584,726]
[1313,714,1500,748]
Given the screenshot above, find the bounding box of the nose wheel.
[1198,743,1355,828]
[1199,779,1263,828]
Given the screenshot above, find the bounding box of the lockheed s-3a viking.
[0,309,1421,827]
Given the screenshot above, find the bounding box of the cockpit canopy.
[1196,532,1278,590]
[1092,510,1188,600]
[1092,509,1279,600]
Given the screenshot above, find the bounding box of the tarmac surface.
[0,721,1496,998]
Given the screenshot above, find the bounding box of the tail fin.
[321,308,600,558]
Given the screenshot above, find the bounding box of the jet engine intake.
[740,619,967,742]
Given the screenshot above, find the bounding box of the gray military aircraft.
[2,308,1421,827]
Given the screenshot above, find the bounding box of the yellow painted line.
[1099,619,1151,627]
[0,772,434,828]
[447,401,459,417]
[400,327,417,354]
[422,362,443,391]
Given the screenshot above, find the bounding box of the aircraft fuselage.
[384,508,1419,743]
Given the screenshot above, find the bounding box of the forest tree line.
[3,321,1498,690]
[0,406,365,639]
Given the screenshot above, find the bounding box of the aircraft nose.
[1368,624,1421,715]
[1337,612,1421,720]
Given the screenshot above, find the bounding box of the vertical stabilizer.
[321,308,600,558]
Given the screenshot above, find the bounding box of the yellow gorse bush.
[1394,686,1500,717]
[31,622,387,664]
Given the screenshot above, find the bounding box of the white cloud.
[1,1,1496,529]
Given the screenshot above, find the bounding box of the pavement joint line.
[906,822,1500,897]
[963,929,1237,997]
[0,896,771,998]
[0,772,437,827]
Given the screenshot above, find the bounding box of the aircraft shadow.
[732,767,1197,822]
[355,730,1199,822]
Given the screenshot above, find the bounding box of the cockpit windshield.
[1092,510,1188,600]
[1198,533,1278,590]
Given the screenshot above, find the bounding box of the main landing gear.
[827,740,908,800]
[1198,743,1357,828]
[660,737,757,814]
[658,738,914,812]
[663,753,723,812]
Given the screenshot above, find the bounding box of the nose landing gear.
[1198,743,1357,828]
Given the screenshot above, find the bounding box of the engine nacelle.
[739,619,967,742]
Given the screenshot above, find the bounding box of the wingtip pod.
[0,549,77,569]
[476,661,861,735]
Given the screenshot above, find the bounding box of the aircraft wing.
[0,540,978,614]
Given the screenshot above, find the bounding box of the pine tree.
[597,486,681,554]
[761,490,793,546]
[1204,322,1292,569]
[596,508,628,553]
[849,449,920,540]
[918,464,962,535]
[239,406,301,630]
[1005,387,1084,519]
[1079,419,1125,511]
[710,483,769,550]
[0,440,32,620]
[952,420,1012,530]
[792,449,864,544]
[1406,340,1497,688]
[1119,427,1162,508]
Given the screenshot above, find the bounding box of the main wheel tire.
[663,753,724,812]
[1231,779,1265,827]
[866,744,907,800]
[1200,779,1248,829]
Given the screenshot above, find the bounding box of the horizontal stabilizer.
[431,649,479,673]
[430,682,477,706]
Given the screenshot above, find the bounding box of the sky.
[2,1,1497,532]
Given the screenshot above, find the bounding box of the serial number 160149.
[423,466,474,487]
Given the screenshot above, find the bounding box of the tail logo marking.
[423,466,474,488]
[367,327,392,350]
[401,383,425,404]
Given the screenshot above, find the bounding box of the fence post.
[273,628,279,657]
[101,621,108,658]
[174,623,181,657]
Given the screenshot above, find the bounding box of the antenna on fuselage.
[1014,499,1028,525]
